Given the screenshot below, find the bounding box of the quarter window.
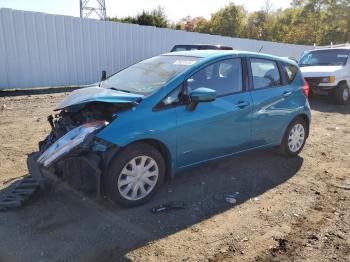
[157,85,183,108]
[251,58,281,89]
[187,59,242,96]
[282,63,298,84]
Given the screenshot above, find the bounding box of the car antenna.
[258,46,264,53]
[99,70,107,87]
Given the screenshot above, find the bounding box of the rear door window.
[250,58,281,89]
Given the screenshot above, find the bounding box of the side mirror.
[190,87,216,103]
[289,57,298,63]
[101,70,107,81]
[188,87,216,111]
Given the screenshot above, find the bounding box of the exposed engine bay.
[39,102,123,151]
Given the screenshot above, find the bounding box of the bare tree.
[262,0,273,14]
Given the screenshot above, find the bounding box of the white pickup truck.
[299,45,350,105]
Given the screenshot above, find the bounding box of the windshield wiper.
[315,62,334,66]
[109,87,132,93]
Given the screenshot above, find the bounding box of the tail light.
[303,80,309,98]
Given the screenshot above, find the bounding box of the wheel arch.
[296,113,310,138]
[281,113,310,145]
[136,139,173,180]
[338,80,349,88]
[112,139,173,181]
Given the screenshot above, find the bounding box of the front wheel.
[308,88,314,99]
[280,117,307,157]
[334,82,349,105]
[105,143,165,207]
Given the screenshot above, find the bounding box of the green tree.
[269,7,311,44]
[278,0,350,45]
[110,1,350,46]
[175,16,211,33]
[195,18,211,34]
[109,6,168,28]
[210,3,246,37]
[245,11,271,40]
[321,0,350,45]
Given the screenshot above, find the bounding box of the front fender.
[96,107,178,174]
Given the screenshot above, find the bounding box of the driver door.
[175,58,253,168]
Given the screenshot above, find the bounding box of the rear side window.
[251,58,281,89]
[283,63,298,84]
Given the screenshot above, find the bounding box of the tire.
[105,143,165,207]
[280,117,307,157]
[334,82,350,105]
[308,88,314,99]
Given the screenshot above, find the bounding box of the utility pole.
[80,0,107,20]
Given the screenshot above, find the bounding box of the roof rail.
[314,42,350,49]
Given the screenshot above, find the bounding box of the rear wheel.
[334,82,349,105]
[105,143,165,207]
[280,117,307,157]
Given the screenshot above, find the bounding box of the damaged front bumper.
[37,121,108,167]
[37,121,118,197]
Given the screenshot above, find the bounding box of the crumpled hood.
[300,65,344,77]
[56,86,144,111]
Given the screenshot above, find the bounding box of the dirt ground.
[0,89,349,262]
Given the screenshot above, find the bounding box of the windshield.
[299,49,349,67]
[102,55,200,95]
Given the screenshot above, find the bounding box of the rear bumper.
[310,85,336,95]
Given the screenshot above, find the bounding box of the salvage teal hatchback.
[38,50,311,207]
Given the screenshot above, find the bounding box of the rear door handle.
[235,101,249,109]
[283,91,292,97]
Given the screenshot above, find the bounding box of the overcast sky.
[0,0,292,22]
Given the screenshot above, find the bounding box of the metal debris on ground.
[151,201,186,213]
[0,153,44,211]
[0,174,42,211]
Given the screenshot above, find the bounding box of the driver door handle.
[283,91,292,97]
[235,101,249,109]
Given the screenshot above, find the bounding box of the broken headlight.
[37,121,108,167]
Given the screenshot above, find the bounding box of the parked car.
[37,50,311,207]
[299,45,350,104]
[170,44,233,52]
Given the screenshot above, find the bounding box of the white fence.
[0,8,312,89]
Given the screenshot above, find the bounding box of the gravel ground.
[0,89,349,262]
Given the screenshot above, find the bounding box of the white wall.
[0,8,312,89]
